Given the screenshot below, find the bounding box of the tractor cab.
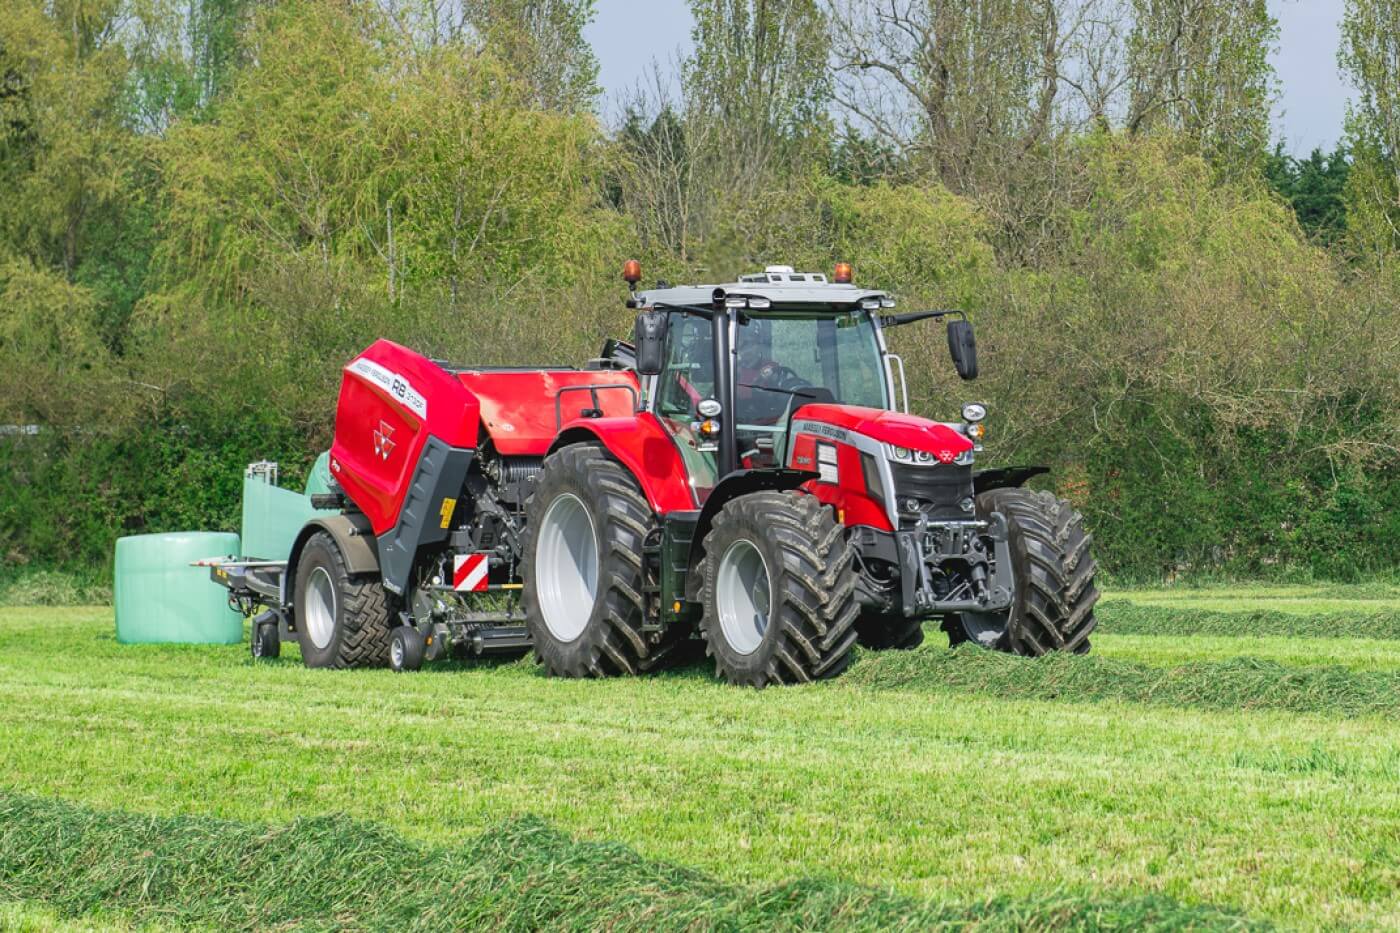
[629,264,977,502]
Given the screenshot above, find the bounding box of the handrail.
[886,353,910,412]
[554,383,641,431]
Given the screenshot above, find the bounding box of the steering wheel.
[755,362,806,391]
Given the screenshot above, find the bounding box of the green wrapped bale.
[114,532,243,644]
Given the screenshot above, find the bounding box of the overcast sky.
[585,0,1351,156]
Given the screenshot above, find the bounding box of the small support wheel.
[390,626,425,672]
[251,619,280,660]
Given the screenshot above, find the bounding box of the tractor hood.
[792,403,974,463]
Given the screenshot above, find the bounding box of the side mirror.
[947,320,978,380]
[633,310,667,376]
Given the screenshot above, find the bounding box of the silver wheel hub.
[304,566,336,650]
[391,634,404,667]
[715,539,771,655]
[536,493,600,642]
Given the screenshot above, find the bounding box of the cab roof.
[635,266,888,310]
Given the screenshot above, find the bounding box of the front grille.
[890,463,973,522]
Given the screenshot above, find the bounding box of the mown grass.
[847,645,1400,717]
[1092,633,1400,670]
[0,901,129,932]
[0,792,1259,932]
[1096,600,1400,640]
[1104,582,1400,606]
[3,608,1400,926]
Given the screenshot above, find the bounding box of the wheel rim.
[715,539,771,655]
[960,610,1008,647]
[536,493,600,642]
[304,567,336,650]
[390,634,404,669]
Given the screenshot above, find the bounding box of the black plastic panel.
[890,463,974,522]
[376,437,474,595]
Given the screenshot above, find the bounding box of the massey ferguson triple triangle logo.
[373,420,395,460]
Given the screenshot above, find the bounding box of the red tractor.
[213,264,1098,685]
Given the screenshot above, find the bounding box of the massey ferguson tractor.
[209,263,1098,685]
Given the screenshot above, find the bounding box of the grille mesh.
[890,463,973,522]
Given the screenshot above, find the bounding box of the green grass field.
[2,586,1400,929]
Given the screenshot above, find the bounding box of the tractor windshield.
[651,306,889,497]
[733,309,887,467]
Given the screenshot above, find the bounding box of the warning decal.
[452,553,489,592]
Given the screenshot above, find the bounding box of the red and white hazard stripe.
[452,553,489,592]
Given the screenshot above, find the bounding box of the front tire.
[521,444,677,677]
[293,532,393,669]
[952,488,1099,654]
[698,492,859,687]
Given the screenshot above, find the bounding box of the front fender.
[549,413,697,514]
[973,465,1049,494]
[684,469,811,600]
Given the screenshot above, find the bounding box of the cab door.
[649,314,719,502]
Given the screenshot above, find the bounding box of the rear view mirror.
[633,310,667,376]
[947,320,978,380]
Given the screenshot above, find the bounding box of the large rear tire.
[293,532,393,669]
[521,444,678,677]
[698,491,859,687]
[952,488,1098,654]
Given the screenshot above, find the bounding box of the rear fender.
[684,469,810,600]
[548,413,696,514]
[282,512,380,607]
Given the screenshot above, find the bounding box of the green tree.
[1264,143,1350,244]
[469,0,599,113]
[1127,0,1278,173]
[1339,0,1400,262]
[0,0,157,420]
[829,0,1059,191]
[685,0,830,148]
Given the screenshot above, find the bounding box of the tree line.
[1,0,1397,581]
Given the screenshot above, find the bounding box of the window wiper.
[737,382,822,400]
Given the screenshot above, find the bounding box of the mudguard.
[973,465,1049,493]
[549,413,697,515]
[283,512,379,605]
[683,469,812,600]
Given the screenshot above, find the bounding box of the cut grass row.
[1104,582,1400,607]
[1095,600,1400,640]
[0,792,1258,932]
[1092,632,1400,671]
[848,644,1400,717]
[3,608,1400,926]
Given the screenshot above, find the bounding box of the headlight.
[961,402,987,423]
[887,445,913,462]
[915,450,933,463]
